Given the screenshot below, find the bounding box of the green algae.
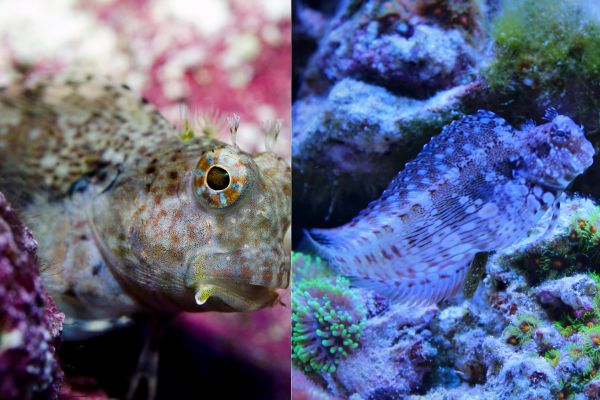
[484,0,600,133]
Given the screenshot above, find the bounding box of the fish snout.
[184,243,289,311]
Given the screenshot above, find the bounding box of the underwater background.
[0,0,291,399]
[292,0,600,399]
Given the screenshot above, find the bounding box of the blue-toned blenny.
[310,110,595,304]
[0,75,291,324]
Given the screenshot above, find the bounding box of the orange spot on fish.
[166,184,177,196]
[262,270,273,283]
[241,266,252,279]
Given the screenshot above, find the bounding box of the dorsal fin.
[347,264,468,306]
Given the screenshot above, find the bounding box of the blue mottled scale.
[311,110,595,305]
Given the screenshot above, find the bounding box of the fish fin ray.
[347,264,467,305]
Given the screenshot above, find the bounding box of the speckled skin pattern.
[311,110,595,304]
[0,75,291,321]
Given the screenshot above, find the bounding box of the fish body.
[0,75,291,323]
[310,110,595,304]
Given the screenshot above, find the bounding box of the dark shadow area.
[60,320,286,400]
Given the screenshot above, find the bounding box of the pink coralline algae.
[0,0,291,158]
[0,192,64,400]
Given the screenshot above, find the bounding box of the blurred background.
[0,0,291,398]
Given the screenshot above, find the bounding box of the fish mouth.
[185,246,289,311]
[516,152,592,191]
[192,280,280,312]
[581,140,596,169]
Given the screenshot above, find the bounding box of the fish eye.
[550,127,570,147]
[193,147,255,209]
[555,129,568,137]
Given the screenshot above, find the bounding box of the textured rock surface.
[292,368,341,400]
[299,0,482,97]
[334,304,437,398]
[0,192,64,400]
[536,275,598,313]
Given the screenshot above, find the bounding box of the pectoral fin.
[463,251,489,298]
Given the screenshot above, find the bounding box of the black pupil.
[555,129,567,137]
[207,166,230,190]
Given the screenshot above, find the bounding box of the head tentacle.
[227,113,241,149]
[262,119,282,153]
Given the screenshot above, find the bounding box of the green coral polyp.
[292,252,335,284]
[509,207,600,284]
[292,276,366,374]
[543,276,600,391]
[566,343,584,360]
[503,313,539,345]
[544,349,561,367]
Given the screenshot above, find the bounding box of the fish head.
[93,133,291,314]
[517,114,595,190]
[184,144,292,312]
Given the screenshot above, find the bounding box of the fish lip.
[185,245,289,290]
[513,169,564,191]
[583,141,596,168]
[184,249,282,311]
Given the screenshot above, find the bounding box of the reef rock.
[0,192,63,400]
[335,303,438,398]
[292,368,341,400]
[299,0,482,97]
[536,275,598,316]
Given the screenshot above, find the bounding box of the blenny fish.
[310,110,595,304]
[0,75,291,325]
